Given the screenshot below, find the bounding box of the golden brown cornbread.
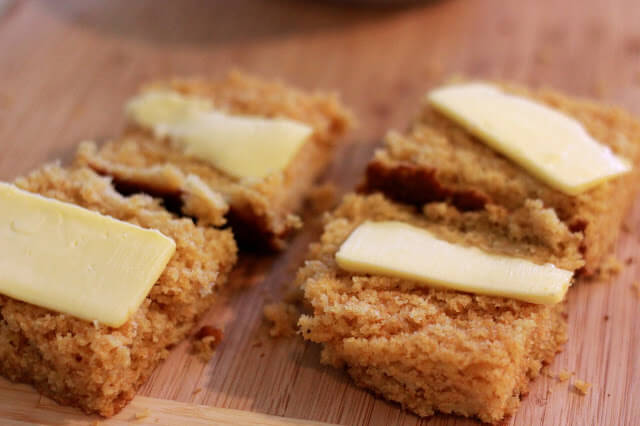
[298,194,577,423]
[364,83,640,275]
[0,165,237,416]
[76,71,354,249]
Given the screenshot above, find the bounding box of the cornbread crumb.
[632,282,640,298]
[192,387,202,396]
[307,183,338,214]
[264,302,299,337]
[574,380,592,395]
[135,408,150,420]
[596,255,623,281]
[557,370,573,382]
[192,326,224,362]
[180,174,228,227]
[299,194,570,423]
[3,165,237,417]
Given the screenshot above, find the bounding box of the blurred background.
[1,0,639,187]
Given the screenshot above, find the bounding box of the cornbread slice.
[298,194,582,423]
[363,84,640,275]
[77,71,354,249]
[0,165,237,416]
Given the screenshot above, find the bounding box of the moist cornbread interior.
[364,83,640,275]
[298,193,580,423]
[77,71,354,249]
[0,165,237,416]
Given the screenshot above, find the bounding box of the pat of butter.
[427,83,631,195]
[336,221,573,304]
[126,90,313,180]
[0,183,176,327]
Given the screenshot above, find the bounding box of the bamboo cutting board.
[0,0,639,424]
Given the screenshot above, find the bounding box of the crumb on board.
[604,315,609,321]
[263,302,300,337]
[91,421,101,426]
[191,326,224,362]
[573,380,592,395]
[595,255,623,281]
[192,387,202,396]
[632,282,640,298]
[306,183,338,215]
[283,286,303,304]
[541,365,551,377]
[557,370,573,382]
[625,257,633,265]
[135,408,151,420]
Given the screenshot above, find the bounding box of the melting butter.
[336,221,573,304]
[0,183,176,327]
[427,83,631,195]
[126,90,313,180]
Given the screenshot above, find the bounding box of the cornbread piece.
[364,84,640,275]
[0,165,237,416]
[77,71,354,249]
[298,194,581,423]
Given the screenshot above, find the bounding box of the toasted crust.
[363,83,640,275]
[76,71,354,249]
[0,165,237,416]
[298,194,571,423]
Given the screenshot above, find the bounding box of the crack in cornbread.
[364,83,640,275]
[298,194,576,423]
[76,71,354,249]
[0,165,237,416]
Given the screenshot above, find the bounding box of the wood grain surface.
[0,1,639,425]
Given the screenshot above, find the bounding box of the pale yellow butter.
[0,183,176,327]
[336,221,573,304]
[428,83,631,195]
[126,90,313,180]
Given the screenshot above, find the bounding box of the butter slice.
[127,90,313,180]
[336,221,573,304]
[0,183,176,327]
[428,83,631,195]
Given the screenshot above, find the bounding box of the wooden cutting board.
[0,0,639,424]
